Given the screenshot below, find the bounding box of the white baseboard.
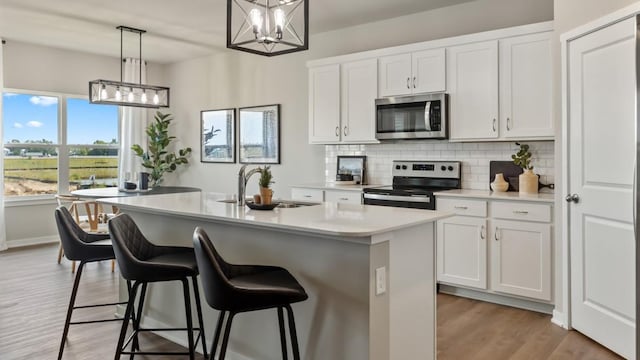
[438,284,555,314]
[551,309,569,329]
[7,235,58,248]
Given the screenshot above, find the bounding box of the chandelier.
[89,26,170,108]
[227,0,309,56]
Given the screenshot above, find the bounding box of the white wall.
[2,41,166,246]
[166,0,553,198]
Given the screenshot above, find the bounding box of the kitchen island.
[99,192,451,360]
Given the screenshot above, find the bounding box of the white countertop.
[291,183,384,192]
[435,189,555,203]
[99,192,451,238]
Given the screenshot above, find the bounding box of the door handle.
[506,117,511,131]
[480,225,485,240]
[335,126,340,137]
[565,194,580,203]
[454,206,468,210]
[407,77,411,89]
[343,126,348,136]
[494,227,499,241]
[413,76,417,88]
[492,118,497,132]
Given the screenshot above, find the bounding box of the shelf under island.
[98,192,452,360]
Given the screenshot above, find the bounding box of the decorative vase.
[491,173,509,192]
[260,187,273,205]
[518,169,539,194]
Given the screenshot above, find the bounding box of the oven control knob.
[395,165,401,170]
[440,165,446,171]
[402,165,407,170]
[448,166,454,171]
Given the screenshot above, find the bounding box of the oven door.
[363,193,434,210]
[375,93,447,140]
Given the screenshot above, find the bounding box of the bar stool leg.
[181,279,195,360]
[209,311,227,360]
[191,276,208,358]
[219,312,235,360]
[115,282,140,360]
[277,307,289,360]
[57,244,64,264]
[131,283,148,353]
[58,261,86,360]
[285,305,301,360]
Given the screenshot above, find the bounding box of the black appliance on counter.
[363,160,461,210]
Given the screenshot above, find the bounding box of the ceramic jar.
[519,169,539,194]
[491,173,509,192]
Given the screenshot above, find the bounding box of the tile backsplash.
[325,141,555,190]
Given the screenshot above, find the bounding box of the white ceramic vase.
[519,169,539,194]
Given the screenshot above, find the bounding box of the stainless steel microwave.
[375,93,448,140]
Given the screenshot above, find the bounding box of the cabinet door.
[341,59,378,143]
[324,190,362,204]
[447,40,499,140]
[308,64,341,144]
[412,48,446,94]
[437,216,487,289]
[499,32,553,138]
[378,54,412,97]
[490,219,551,301]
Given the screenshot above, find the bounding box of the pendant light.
[89,26,170,108]
[227,0,309,56]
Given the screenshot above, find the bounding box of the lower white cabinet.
[436,196,553,303]
[291,187,362,205]
[291,188,324,202]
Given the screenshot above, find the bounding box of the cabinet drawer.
[325,190,362,204]
[291,188,324,202]
[490,201,551,222]
[437,198,487,217]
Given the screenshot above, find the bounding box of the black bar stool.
[55,206,131,360]
[192,227,308,360]
[108,214,207,359]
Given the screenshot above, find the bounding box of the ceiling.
[0,0,474,64]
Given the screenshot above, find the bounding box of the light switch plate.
[375,267,386,295]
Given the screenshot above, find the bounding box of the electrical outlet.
[375,267,386,295]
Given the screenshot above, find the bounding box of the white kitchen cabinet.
[341,59,378,143]
[291,188,324,202]
[499,32,553,138]
[378,48,446,97]
[437,216,487,289]
[490,219,551,301]
[308,64,341,143]
[447,40,499,140]
[308,60,378,144]
[324,190,362,204]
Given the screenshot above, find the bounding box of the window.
[3,90,119,198]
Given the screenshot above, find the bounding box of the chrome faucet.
[238,164,262,206]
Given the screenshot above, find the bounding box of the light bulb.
[115,87,122,101]
[100,84,108,100]
[141,92,147,104]
[153,92,160,105]
[127,88,134,102]
[274,8,286,40]
[249,8,263,37]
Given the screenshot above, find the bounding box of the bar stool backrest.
[108,213,161,280]
[192,227,237,310]
[55,206,93,261]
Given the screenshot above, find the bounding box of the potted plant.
[131,111,192,188]
[258,166,274,205]
[511,142,538,194]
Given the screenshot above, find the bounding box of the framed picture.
[201,108,235,163]
[238,104,280,164]
[336,155,367,184]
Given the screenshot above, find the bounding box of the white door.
[378,53,412,97]
[341,59,378,143]
[567,17,636,359]
[436,216,487,289]
[447,40,499,140]
[308,64,341,143]
[412,48,446,94]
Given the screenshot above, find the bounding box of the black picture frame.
[238,104,281,164]
[201,108,235,163]
[336,155,367,184]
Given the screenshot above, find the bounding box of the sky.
[2,93,118,144]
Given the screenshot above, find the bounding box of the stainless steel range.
[363,160,461,210]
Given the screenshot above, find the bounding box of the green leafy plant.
[131,111,192,187]
[512,142,533,170]
[258,166,274,188]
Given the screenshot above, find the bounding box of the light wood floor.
[0,244,625,360]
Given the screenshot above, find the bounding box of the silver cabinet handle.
[335,126,340,137]
[480,225,485,240]
[339,197,349,201]
[565,194,580,203]
[343,126,348,136]
[492,118,497,132]
[506,117,511,131]
[407,77,411,89]
[304,195,312,198]
[494,227,499,241]
[513,210,529,215]
[413,76,417,88]
[454,206,468,210]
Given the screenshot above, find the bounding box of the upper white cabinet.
[308,64,341,143]
[499,32,553,138]
[308,60,378,144]
[447,40,499,140]
[378,48,446,97]
[448,32,553,141]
